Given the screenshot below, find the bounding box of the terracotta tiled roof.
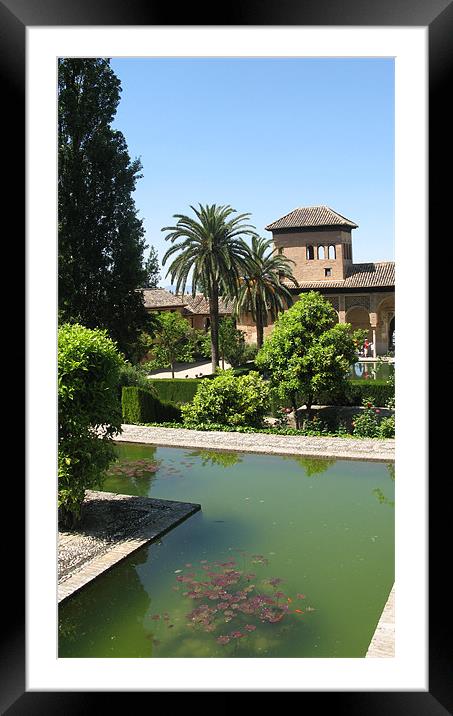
[282,262,395,290]
[142,288,186,309]
[183,293,233,315]
[266,205,358,231]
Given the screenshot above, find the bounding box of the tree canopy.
[150,311,191,379]
[58,58,152,360]
[162,203,256,372]
[256,291,359,428]
[142,245,161,288]
[234,235,297,348]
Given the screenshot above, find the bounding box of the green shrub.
[181,371,270,428]
[378,414,395,438]
[352,399,381,438]
[146,378,200,405]
[243,343,259,362]
[58,323,124,527]
[122,386,182,424]
[117,361,157,399]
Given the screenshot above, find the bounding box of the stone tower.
[265,205,358,284]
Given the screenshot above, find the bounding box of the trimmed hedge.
[146,378,200,405]
[122,386,182,424]
[148,375,394,416]
[340,380,394,408]
[270,379,394,416]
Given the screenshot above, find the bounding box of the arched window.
[328,245,336,260]
[306,245,314,260]
[318,245,325,260]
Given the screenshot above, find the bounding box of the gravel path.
[115,424,395,462]
[146,360,231,379]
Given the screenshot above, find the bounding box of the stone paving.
[115,424,395,462]
[58,490,200,603]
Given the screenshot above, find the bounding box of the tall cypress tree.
[58,58,151,359]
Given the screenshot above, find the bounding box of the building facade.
[237,206,395,357]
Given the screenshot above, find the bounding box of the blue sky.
[110,57,394,286]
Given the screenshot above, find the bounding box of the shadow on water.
[59,547,153,658]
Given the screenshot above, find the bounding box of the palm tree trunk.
[256,303,264,349]
[209,284,220,373]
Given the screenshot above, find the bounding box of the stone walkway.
[115,424,395,462]
[58,490,200,603]
[146,359,231,379]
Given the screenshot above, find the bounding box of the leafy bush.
[122,386,182,424]
[58,323,124,527]
[218,318,248,367]
[117,361,157,399]
[190,329,212,360]
[181,371,270,428]
[352,399,382,438]
[378,415,395,438]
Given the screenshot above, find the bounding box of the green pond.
[59,444,394,658]
[350,361,394,381]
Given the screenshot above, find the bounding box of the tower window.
[325,268,332,277]
[306,245,314,260]
[318,245,325,260]
[328,245,336,260]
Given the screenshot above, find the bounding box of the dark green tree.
[143,245,161,288]
[218,316,246,369]
[256,291,358,428]
[58,58,152,360]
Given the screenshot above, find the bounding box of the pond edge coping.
[365,584,395,658]
[58,491,201,604]
[115,424,395,463]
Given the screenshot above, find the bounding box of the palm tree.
[235,236,298,349]
[162,204,256,373]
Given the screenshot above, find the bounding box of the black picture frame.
[5,0,447,711]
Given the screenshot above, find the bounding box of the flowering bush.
[352,399,381,438]
[273,406,292,428]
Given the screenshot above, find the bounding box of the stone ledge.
[58,490,201,603]
[114,424,395,463]
[366,584,395,657]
